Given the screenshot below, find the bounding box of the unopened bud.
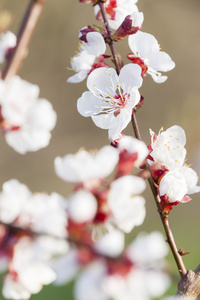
[112,12,144,40]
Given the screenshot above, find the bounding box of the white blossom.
[17,192,68,238]
[108,175,146,232]
[0,179,31,224]
[128,31,175,83]
[94,0,138,30]
[0,76,57,154]
[67,32,106,83]
[2,237,57,300]
[74,232,170,300]
[159,166,200,202]
[67,189,98,223]
[126,231,169,265]
[55,145,119,183]
[77,64,143,140]
[94,229,125,257]
[150,125,186,170]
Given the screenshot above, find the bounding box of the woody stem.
[98,1,120,74]
[2,0,45,81]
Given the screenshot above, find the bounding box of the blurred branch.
[0,221,131,266]
[2,0,45,81]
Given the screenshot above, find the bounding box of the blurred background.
[0,0,200,299]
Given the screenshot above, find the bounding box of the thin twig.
[98,1,120,74]
[2,0,45,81]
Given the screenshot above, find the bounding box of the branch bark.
[2,0,45,81]
[177,265,200,299]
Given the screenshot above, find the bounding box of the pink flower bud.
[112,12,144,40]
[79,26,97,42]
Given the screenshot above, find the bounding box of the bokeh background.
[0,0,200,299]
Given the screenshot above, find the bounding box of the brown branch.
[2,0,45,81]
[97,1,120,74]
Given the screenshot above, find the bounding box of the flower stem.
[97,1,120,74]
[2,0,45,81]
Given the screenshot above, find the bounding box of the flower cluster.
[70,0,175,141]
[59,231,170,300]
[55,136,148,237]
[0,137,171,300]
[1,0,200,299]
[148,125,200,212]
[0,76,57,154]
[0,179,68,299]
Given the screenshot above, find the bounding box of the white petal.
[68,190,97,223]
[67,70,88,83]
[159,170,188,202]
[87,67,118,97]
[92,113,117,130]
[180,166,200,195]
[86,32,106,57]
[55,145,118,183]
[19,262,56,293]
[108,176,146,232]
[0,179,31,223]
[74,261,107,300]
[94,229,125,257]
[148,51,175,72]
[129,11,144,27]
[77,91,108,117]
[108,108,133,141]
[2,275,31,300]
[128,31,159,58]
[52,249,79,285]
[118,64,143,90]
[127,231,168,264]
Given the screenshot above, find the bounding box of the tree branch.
[97,0,188,280]
[2,0,45,81]
[97,1,120,74]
